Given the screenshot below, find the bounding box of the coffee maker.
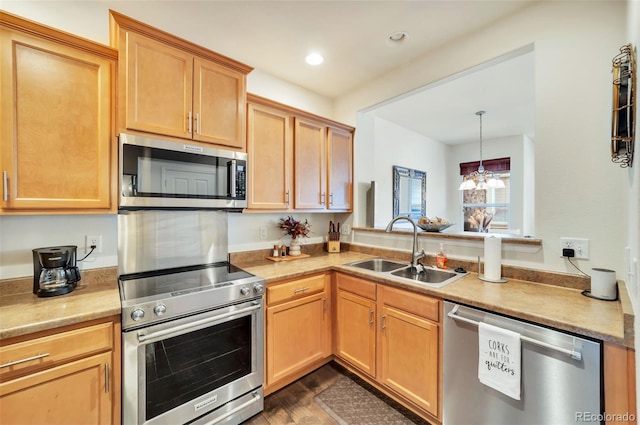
[32,246,81,297]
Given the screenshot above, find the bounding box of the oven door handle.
[137,303,261,343]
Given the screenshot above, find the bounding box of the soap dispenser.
[436,243,448,269]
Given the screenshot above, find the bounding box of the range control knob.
[253,283,265,295]
[131,309,145,321]
[153,304,167,316]
[240,286,250,296]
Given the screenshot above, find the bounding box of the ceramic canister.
[590,268,617,300]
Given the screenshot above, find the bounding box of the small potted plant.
[278,216,311,256]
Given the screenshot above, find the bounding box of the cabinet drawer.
[267,274,327,305]
[0,322,113,379]
[336,273,376,300]
[379,285,440,322]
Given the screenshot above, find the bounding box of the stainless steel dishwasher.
[443,301,602,425]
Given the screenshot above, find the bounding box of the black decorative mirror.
[393,166,426,219]
[611,43,636,167]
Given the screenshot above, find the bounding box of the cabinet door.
[294,117,326,209]
[327,127,353,211]
[266,291,331,386]
[0,30,114,211]
[123,31,193,139]
[193,57,246,149]
[247,102,292,209]
[378,305,439,417]
[336,289,376,377]
[0,352,113,425]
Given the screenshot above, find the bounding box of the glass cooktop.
[118,262,256,301]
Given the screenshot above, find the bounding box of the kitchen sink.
[346,258,407,272]
[346,259,467,288]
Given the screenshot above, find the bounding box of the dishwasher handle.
[447,305,583,361]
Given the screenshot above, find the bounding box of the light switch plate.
[560,237,589,259]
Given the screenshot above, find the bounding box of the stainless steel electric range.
[118,210,265,425]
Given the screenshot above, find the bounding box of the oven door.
[122,298,263,425]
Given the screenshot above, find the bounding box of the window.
[460,158,510,232]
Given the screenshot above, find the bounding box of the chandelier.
[458,111,505,190]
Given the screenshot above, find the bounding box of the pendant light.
[458,111,505,190]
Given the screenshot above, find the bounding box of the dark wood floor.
[243,362,429,425]
[243,363,342,424]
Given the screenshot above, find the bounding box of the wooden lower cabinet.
[0,317,121,425]
[334,273,441,423]
[378,285,440,418]
[335,273,376,377]
[265,273,332,394]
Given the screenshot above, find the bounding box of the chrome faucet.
[385,216,426,272]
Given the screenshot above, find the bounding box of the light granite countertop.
[0,250,633,348]
[236,250,633,348]
[0,268,120,340]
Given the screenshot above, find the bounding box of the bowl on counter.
[416,222,454,232]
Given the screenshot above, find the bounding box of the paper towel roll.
[484,236,502,281]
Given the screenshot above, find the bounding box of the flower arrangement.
[279,216,311,239]
[468,208,493,232]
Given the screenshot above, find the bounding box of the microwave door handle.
[228,160,237,198]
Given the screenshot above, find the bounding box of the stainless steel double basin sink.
[345,258,467,288]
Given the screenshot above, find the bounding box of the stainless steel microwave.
[118,133,247,210]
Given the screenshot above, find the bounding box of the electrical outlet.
[86,235,102,253]
[259,227,267,240]
[560,237,589,260]
[341,224,351,235]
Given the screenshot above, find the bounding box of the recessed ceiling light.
[305,52,324,65]
[386,31,409,46]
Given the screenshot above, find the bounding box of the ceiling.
[24,0,538,99]
[3,0,538,143]
[369,49,535,144]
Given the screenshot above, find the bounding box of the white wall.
[371,117,448,227]
[338,1,629,277]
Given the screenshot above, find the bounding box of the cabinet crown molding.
[108,9,253,74]
[0,11,117,59]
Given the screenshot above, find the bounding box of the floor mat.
[314,375,416,425]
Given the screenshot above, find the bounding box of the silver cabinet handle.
[380,314,386,331]
[105,362,109,393]
[321,192,326,204]
[285,191,290,205]
[323,297,328,312]
[368,309,374,326]
[2,171,7,201]
[293,287,310,294]
[447,305,583,360]
[330,193,334,206]
[188,111,193,133]
[195,113,200,134]
[0,352,50,368]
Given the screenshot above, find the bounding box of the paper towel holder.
[477,256,508,283]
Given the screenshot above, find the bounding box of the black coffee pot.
[32,246,81,297]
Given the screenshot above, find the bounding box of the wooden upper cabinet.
[247,102,292,209]
[327,126,353,210]
[110,10,251,150]
[0,12,117,213]
[294,117,327,210]
[123,31,193,139]
[246,94,354,212]
[193,57,246,147]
